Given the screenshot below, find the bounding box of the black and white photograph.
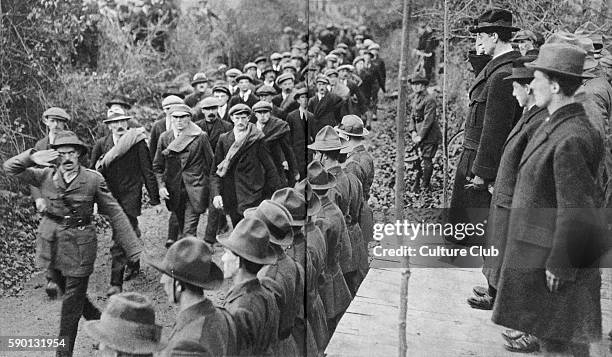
[1,0,612,356]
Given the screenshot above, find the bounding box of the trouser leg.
[109,214,139,287]
[422,157,433,188]
[182,198,200,237]
[204,206,227,244]
[56,275,100,357]
[167,212,180,241]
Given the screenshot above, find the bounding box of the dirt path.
[0,206,229,357]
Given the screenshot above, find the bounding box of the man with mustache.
[3,130,143,356]
[90,110,161,296]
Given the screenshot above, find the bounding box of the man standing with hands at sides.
[492,43,606,356]
[147,237,238,356]
[407,74,441,193]
[219,217,280,356]
[3,130,142,357]
[211,104,282,226]
[286,87,313,180]
[153,104,214,247]
[90,110,161,296]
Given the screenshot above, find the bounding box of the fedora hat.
[161,95,184,109]
[50,130,88,153]
[469,9,519,33]
[199,97,220,109]
[308,125,349,151]
[293,179,322,217]
[191,72,208,87]
[243,200,294,245]
[84,292,165,354]
[225,68,242,77]
[252,100,273,113]
[229,103,252,116]
[255,85,278,97]
[42,107,70,122]
[337,115,369,137]
[145,237,224,289]
[504,55,538,81]
[218,217,278,265]
[105,95,132,109]
[546,32,599,71]
[307,160,337,190]
[273,187,320,225]
[293,87,309,101]
[409,74,429,85]
[525,43,595,79]
[104,111,133,124]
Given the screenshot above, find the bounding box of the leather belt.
[45,213,92,227]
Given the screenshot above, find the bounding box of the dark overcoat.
[286,108,313,179]
[492,103,606,344]
[211,129,283,215]
[345,144,375,243]
[315,196,352,319]
[272,92,299,119]
[408,91,441,144]
[90,135,160,217]
[447,50,521,232]
[223,278,280,356]
[307,92,343,136]
[153,131,214,214]
[304,221,330,351]
[228,92,259,109]
[260,117,299,187]
[149,117,169,160]
[482,105,547,288]
[3,150,141,277]
[161,299,238,357]
[326,166,354,273]
[195,115,233,151]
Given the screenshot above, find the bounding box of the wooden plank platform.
[325,236,612,356]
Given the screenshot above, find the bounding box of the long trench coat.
[492,103,606,343]
[304,221,330,351]
[482,105,548,288]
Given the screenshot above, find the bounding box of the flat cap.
[337,64,354,72]
[252,101,273,112]
[325,53,339,62]
[316,75,330,85]
[282,52,292,59]
[270,52,283,61]
[43,107,70,121]
[243,62,257,72]
[324,68,339,77]
[236,74,253,83]
[254,56,267,64]
[276,73,295,86]
[199,97,220,109]
[225,68,242,77]
[281,62,298,72]
[293,87,309,100]
[168,104,193,117]
[255,85,278,96]
[212,85,231,96]
[228,103,252,116]
[161,95,184,109]
[368,43,380,50]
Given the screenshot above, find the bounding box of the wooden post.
[396,0,412,356]
[442,0,449,207]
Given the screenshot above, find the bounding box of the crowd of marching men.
[3,23,380,356]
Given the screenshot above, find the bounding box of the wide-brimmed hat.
[272,187,319,225]
[252,100,273,113]
[409,74,429,85]
[254,56,267,64]
[83,292,165,355]
[293,180,322,217]
[546,32,599,71]
[191,72,208,87]
[42,107,70,122]
[469,9,520,33]
[275,73,295,86]
[105,95,132,109]
[49,130,89,153]
[255,85,277,97]
[504,55,538,81]
[104,111,133,124]
[243,62,257,72]
[293,87,309,100]
[212,84,231,96]
[161,95,184,109]
[307,160,337,190]
[228,103,252,116]
[526,43,595,79]
[145,237,224,289]
[270,52,283,61]
[337,114,369,137]
[308,125,349,151]
[243,200,294,245]
[199,97,220,109]
[225,68,242,77]
[218,217,278,265]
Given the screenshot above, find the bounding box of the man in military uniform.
[4,130,142,357]
[407,75,441,192]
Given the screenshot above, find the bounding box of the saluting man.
[4,130,142,357]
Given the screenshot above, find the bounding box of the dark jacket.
[304,222,330,351]
[90,135,160,217]
[184,89,212,108]
[408,91,442,144]
[345,144,375,199]
[260,116,299,186]
[153,130,214,214]
[307,92,343,136]
[195,116,234,151]
[272,92,299,119]
[161,299,238,357]
[3,151,141,277]
[228,92,259,109]
[492,103,605,343]
[482,105,547,289]
[149,117,169,160]
[211,126,283,215]
[223,278,280,356]
[370,56,386,92]
[286,108,313,178]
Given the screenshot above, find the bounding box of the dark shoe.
[106,285,122,297]
[501,329,525,343]
[472,285,489,297]
[165,239,176,248]
[503,334,539,353]
[124,261,140,281]
[45,281,60,299]
[467,294,494,310]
